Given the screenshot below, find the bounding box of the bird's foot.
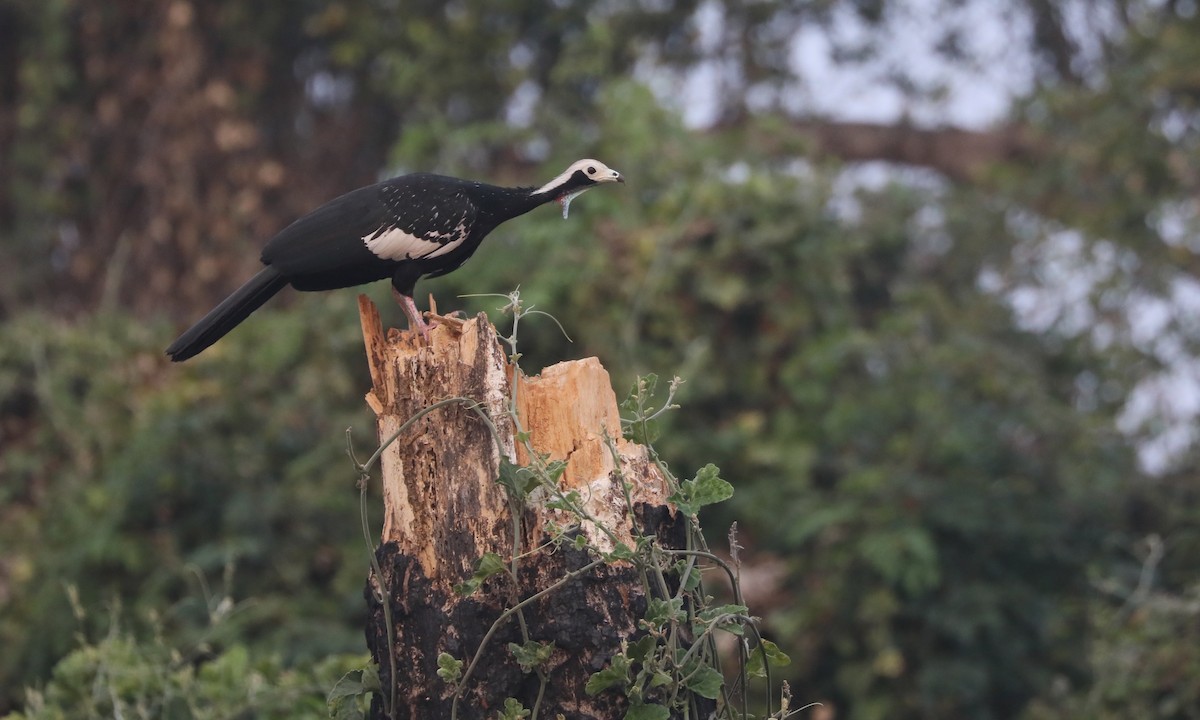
[395,289,432,343]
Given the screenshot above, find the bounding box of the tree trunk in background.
[1,0,394,318]
[357,296,682,719]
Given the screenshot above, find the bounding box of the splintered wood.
[514,357,671,554]
[357,295,513,580]
[356,294,669,575]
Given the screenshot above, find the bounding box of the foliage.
[1024,570,1200,719]
[0,294,378,709]
[4,1,1200,719]
[422,93,1136,718]
[0,619,368,720]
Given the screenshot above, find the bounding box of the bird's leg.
[393,287,431,342]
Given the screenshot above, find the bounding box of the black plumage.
[166,159,622,361]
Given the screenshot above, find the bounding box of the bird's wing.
[364,180,478,261]
[261,177,479,279]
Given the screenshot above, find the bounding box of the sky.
[677,0,1034,129]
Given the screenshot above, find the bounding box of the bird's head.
[532,158,624,218]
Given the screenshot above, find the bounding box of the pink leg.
[393,287,430,341]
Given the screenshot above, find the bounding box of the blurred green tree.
[3,1,1200,719]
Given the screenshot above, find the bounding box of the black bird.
[166,159,623,361]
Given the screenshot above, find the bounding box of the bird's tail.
[166,267,289,362]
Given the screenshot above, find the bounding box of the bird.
[165,158,623,361]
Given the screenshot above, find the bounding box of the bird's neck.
[473,183,566,222]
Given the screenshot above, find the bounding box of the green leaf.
[545,458,568,483]
[674,559,702,591]
[586,654,632,695]
[648,670,674,688]
[627,635,657,663]
[668,464,733,516]
[327,667,376,720]
[696,604,750,635]
[478,552,507,576]
[330,697,366,720]
[546,490,583,513]
[606,541,636,561]
[362,664,382,692]
[624,701,670,720]
[454,552,508,595]
[643,597,685,629]
[436,652,464,684]
[697,603,749,622]
[746,639,791,679]
[859,526,940,596]
[327,670,366,701]
[508,640,555,673]
[625,418,661,445]
[497,457,540,499]
[497,697,531,719]
[684,664,724,699]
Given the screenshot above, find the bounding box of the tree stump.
[358,296,683,719]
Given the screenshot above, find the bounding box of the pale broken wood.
[357,293,671,571]
[515,357,671,554]
[357,294,514,581]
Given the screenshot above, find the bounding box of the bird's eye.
[587,166,597,174]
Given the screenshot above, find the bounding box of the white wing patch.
[363,219,468,261]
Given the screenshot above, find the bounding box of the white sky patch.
[1060,0,1127,83]
[787,1,1035,128]
[305,71,355,108]
[984,212,1200,472]
[505,80,542,128]
[826,162,896,223]
[653,0,1038,129]
[826,162,946,223]
[1153,199,1200,253]
[722,161,751,184]
[1006,230,1109,336]
[1120,364,1200,474]
[1117,276,1200,471]
[692,0,724,54]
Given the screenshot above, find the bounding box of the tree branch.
[713,116,1040,184]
